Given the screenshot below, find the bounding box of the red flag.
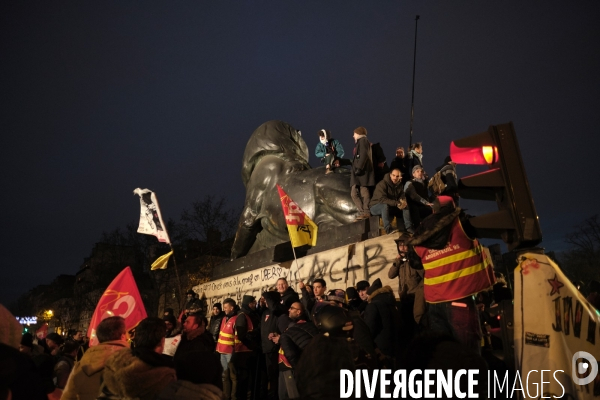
[276,184,318,247]
[35,323,48,340]
[87,267,147,347]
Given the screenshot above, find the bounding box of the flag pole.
[290,244,301,284]
[409,15,420,149]
[168,244,186,314]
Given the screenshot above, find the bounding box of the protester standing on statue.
[350,126,375,221]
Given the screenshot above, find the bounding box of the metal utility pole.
[409,15,420,148]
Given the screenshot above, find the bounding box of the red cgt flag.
[276,184,318,248]
[87,267,147,346]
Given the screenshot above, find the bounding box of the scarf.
[410,149,423,162]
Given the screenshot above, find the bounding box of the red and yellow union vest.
[216,313,254,354]
[415,217,495,303]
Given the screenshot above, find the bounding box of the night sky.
[2,1,599,306]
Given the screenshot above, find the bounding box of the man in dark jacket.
[356,280,370,315]
[260,291,282,400]
[403,165,433,234]
[298,278,327,316]
[237,295,260,400]
[371,142,389,184]
[369,168,406,234]
[275,278,300,314]
[363,278,402,367]
[388,234,425,326]
[278,302,318,399]
[390,147,409,183]
[208,303,225,343]
[350,126,375,221]
[173,312,215,364]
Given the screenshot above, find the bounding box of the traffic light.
[450,122,542,250]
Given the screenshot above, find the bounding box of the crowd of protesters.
[0,244,514,400]
[0,127,524,399]
[316,126,458,235]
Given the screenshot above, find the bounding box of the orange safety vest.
[216,313,254,354]
[414,217,495,303]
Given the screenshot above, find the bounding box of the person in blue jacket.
[315,129,344,174]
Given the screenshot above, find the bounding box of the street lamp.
[43,310,53,321]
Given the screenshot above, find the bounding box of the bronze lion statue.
[231,120,359,259]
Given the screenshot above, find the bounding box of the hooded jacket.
[315,137,344,160]
[99,347,176,400]
[369,172,405,208]
[61,339,129,400]
[260,292,281,354]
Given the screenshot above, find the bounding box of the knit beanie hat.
[346,287,358,301]
[366,278,383,295]
[242,295,256,308]
[356,280,370,292]
[212,303,222,311]
[412,165,424,174]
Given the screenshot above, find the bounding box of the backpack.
[428,171,445,195]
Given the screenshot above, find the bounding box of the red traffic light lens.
[450,142,498,165]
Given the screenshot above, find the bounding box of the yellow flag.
[277,184,318,247]
[151,250,173,270]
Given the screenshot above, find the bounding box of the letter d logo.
[572,351,598,385]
